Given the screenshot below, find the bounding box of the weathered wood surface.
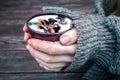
[0,73,83,80]
[0,50,93,72]
[0,50,84,80]
[0,36,26,50]
[0,50,44,73]
[0,0,94,79]
[0,0,94,50]
[0,50,86,80]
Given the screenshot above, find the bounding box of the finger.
[60,28,78,46]
[24,33,31,42]
[27,39,77,55]
[26,45,74,63]
[39,64,62,71]
[35,58,69,70]
[23,24,29,33]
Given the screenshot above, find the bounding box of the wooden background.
[0,0,94,80]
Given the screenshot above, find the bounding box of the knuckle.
[49,48,57,54]
[49,65,55,69]
[35,43,41,50]
[37,43,41,48]
[48,46,57,54]
[44,57,53,63]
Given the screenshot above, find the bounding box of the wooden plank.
[0,0,94,36]
[0,36,26,50]
[0,50,85,80]
[0,50,44,72]
[0,73,83,80]
[0,1,94,79]
[0,0,94,50]
[0,50,93,73]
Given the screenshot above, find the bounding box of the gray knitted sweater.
[42,0,120,79]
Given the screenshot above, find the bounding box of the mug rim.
[26,13,74,35]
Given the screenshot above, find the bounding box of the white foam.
[28,15,72,33]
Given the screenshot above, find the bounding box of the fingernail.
[40,64,43,67]
[26,45,29,49]
[61,35,70,44]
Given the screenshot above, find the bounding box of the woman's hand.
[23,24,78,71]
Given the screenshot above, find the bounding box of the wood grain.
[0,0,94,79]
[0,50,85,80]
[0,73,83,80]
[0,0,94,50]
[0,50,93,73]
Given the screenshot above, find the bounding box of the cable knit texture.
[106,15,120,75]
[42,0,120,79]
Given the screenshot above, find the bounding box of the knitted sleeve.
[42,6,116,72]
[66,14,116,71]
[81,15,120,80]
[106,15,120,75]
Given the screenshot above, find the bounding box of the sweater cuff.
[106,15,120,50]
[65,14,105,71]
[106,15,120,75]
[109,51,120,75]
[65,14,116,71]
[94,0,105,14]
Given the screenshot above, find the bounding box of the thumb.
[60,28,78,46]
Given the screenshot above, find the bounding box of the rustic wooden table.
[0,0,94,80]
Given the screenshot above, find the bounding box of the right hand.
[23,24,78,71]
